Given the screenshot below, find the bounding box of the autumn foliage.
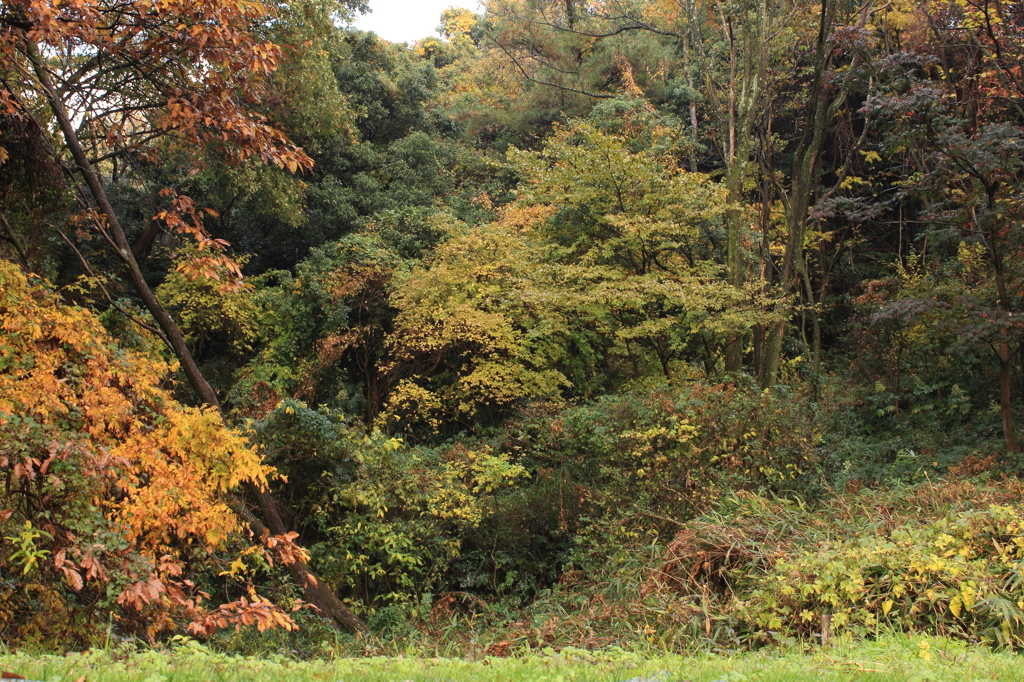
[0,0,314,287]
[0,0,312,169]
[0,261,296,645]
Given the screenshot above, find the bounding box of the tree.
[0,0,368,634]
[511,121,772,379]
[649,0,796,371]
[381,217,571,432]
[758,0,881,386]
[0,262,304,644]
[0,0,314,405]
[860,3,1024,451]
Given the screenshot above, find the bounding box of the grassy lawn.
[2,636,1023,682]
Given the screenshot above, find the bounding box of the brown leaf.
[62,566,84,591]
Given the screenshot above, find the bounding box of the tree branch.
[485,33,616,99]
[0,210,29,268]
[58,230,170,343]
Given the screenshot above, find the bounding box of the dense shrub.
[0,263,290,647]
[248,400,527,616]
[739,485,1024,647]
[640,479,1024,649]
[445,378,827,606]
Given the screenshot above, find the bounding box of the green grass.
[2,636,1023,682]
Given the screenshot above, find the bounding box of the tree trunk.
[1000,341,1017,453]
[250,488,370,635]
[132,219,163,258]
[0,210,30,268]
[754,125,776,383]
[761,0,841,387]
[27,42,368,636]
[683,33,700,173]
[695,0,766,374]
[990,208,1018,453]
[28,43,220,409]
[724,158,748,373]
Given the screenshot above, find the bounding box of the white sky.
[352,0,482,44]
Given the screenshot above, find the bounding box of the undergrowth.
[199,476,1024,660]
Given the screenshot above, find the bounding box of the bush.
[442,378,827,608]
[738,482,1024,647]
[0,263,287,647]
[247,399,529,613]
[640,478,1024,649]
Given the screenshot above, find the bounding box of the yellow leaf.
[882,599,894,616]
[839,175,868,190]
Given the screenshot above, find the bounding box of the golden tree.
[0,0,367,635]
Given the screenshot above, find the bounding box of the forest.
[1,0,1024,669]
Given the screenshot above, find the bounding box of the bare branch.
[485,33,616,99]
